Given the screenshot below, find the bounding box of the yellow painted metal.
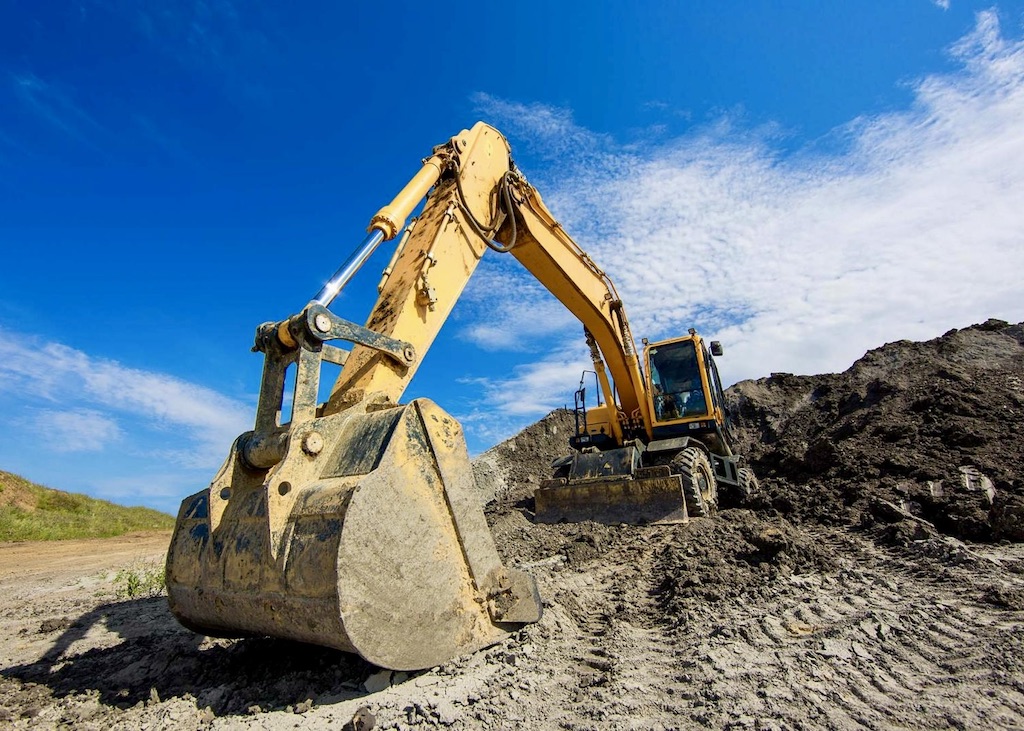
[325,121,652,435]
[591,353,623,444]
[378,219,416,293]
[170,120,715,669]
[166,398,540,671]
[642,333,727,433]
[369,155,444,240]
[577,403,614,441]
[326,124,511,411]
[503,187,652,438]
[276,320,297,349]
[534,473,690,525]
[576,332,728,447]
[167,122,549,671]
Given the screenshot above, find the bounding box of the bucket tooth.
[166,398,541,671]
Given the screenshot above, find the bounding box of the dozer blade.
[166,398,541,671]
[534,472,690,525]
[534,449,689,525]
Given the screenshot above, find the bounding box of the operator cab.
[648,339,707,421]
[568,331,729,451]
[645,333,728,442]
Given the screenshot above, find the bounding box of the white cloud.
[470,92,614,163]
[9,72,105,145]
[27,408,123,453]
[0,329,252,467]
[457,257,579,350]
[466,7,1024,430]
[454,346,591,448]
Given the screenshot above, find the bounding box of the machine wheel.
[737,467,760,501]
[672,447,718,517]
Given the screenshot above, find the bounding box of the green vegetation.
[0,470,175,542]
[114,562,167,599]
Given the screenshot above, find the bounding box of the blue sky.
[2,1,1023,514]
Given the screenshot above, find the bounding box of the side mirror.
[710,341,723,356]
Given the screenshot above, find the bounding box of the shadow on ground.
[1,595,376,717]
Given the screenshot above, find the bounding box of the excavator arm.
[322,122,652,442]
[165,122,662,671]
[322,124,511,410]
[503,181,652,442]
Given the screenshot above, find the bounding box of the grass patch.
[114,562,167,599]
[0,470,175,542]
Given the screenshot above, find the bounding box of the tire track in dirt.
[2,513,1022,729]
[660,528,1024,730]
[481,509,1024,730]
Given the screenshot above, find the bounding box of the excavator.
[165,122,756,671]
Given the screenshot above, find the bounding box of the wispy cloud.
[93,0,277,101]
[465,10,1024,442]
[456,257,578,351]
[0,329,252,467]
[454,346,591,447]
[25,408,124,452]
[4,2,273,159]
[10,72,105,145]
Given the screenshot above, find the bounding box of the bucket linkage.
[166,304,541,671]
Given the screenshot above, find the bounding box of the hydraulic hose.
[455,168,519,253]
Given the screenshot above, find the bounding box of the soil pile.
[0,471,174,541]
[472,408,575,505]
[727,319,1024,542]
[2,321,1023,730]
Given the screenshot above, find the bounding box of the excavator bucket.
[166,398,541,671]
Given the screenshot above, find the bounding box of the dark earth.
[0,319,1022,729]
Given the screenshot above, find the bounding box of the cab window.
[648,341,708,421]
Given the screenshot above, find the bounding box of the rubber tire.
[672,447,718,517]
[737,467,760,501]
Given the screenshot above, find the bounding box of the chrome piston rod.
[311,228,387,307]
[311,150,446,308]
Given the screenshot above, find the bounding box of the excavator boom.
[166,124,543,670]
[165,121,747,668]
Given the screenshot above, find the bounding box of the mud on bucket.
[166,398,541,671]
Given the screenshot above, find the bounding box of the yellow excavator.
[166,122,756,671]
[536,325,758,524]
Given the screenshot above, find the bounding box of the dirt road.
[1,514,1022,730]
[0,531,171,580]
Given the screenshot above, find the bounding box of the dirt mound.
[728,319,1024,541]
[651,511,836,619]
[472,409,575,505]
[0,471,175,542]
[474,320,1024,543]
[2,321,1023,729]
